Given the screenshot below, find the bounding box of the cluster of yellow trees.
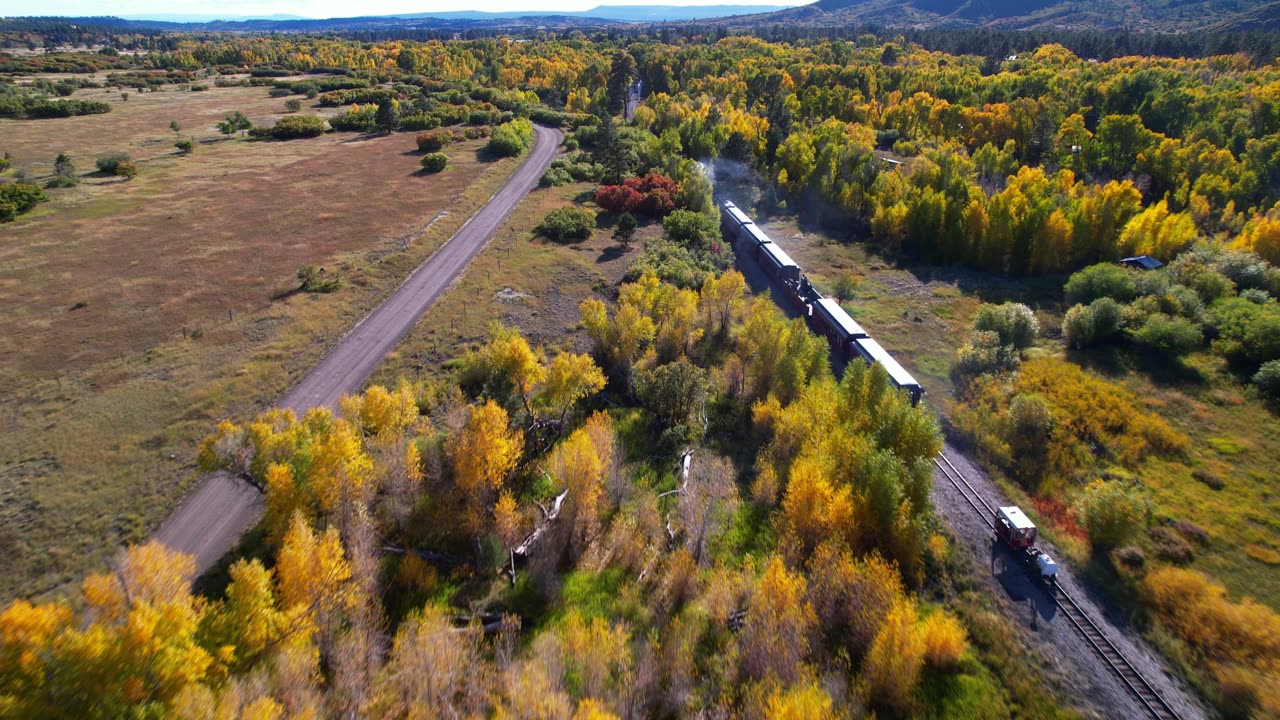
[2,270,982,717]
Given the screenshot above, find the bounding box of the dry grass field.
[0,83,526,600]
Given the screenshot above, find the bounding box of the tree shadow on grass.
[597,245,627,263]
[338,132,384,144]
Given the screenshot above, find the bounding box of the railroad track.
[932,453,1183,720]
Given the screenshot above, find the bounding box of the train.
[715,195,924,405]
[994,505,1059,585]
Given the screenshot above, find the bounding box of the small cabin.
[1121,255,1164,271]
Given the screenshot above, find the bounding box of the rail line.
[932,453,1183,720]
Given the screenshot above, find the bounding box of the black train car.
[808,298,868,361]
[851,337,924,405]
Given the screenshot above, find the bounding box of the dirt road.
[155,125,562,571]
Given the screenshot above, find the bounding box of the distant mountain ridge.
[12,0,1280,33]
[113,4,791,26]
[752,0,1280,31]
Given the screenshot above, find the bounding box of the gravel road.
[155,125,562,570]
[933,440,1209,720]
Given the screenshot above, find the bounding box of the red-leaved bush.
[596,173,679,216]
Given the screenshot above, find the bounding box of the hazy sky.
[10,0,808,18]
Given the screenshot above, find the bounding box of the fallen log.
[514,487,569,557]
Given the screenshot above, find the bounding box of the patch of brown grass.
[0,86,527,600]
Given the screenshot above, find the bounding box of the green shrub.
[266,115,327,139]
[419,153,448,173]
[951,330,1020,387]
[1076,479,1148,551]
[284,98,302,113]
[1063,297,1123,349]
[46,152,77,188]
[973,302,1039,350]
[0,182,48,222]
[115,160,138,180]
[1065,263,1139,305]
[268,86,291,98]
[1253,360,1280,400]
[662,209,719,245]
[416,131,449,153]
[486,118,535,157]
[1130,313,1203,355]
[330,105,376,132]
[535,206,596,242]
[399,113,438,131]
[95,152,129,175]
[539,166,573,187]
[297,264,340,293]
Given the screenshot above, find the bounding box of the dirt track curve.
[155,125,562,571]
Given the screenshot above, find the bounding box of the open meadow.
[0,83,525,600]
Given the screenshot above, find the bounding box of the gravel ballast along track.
[933,440,1208,720]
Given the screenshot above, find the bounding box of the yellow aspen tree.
[863,597,926,714]
[763,681,837,720]
[537,351,606,425]
[263,463,310,546]
[450,400,524,537]
[338,381,418,438]
[698,269,746,337]
[213,559,290,672]
[275,513,353,637]
[307,419,375,515]
[739,557,816,685]
[572,699,621,720]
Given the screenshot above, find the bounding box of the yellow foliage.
[308,419,376,513]
[538,351,606,423]
[571,699,620,720]
[1232,213,1280,265]
[338,380,418,438]
[82,541,198,623]
[763,680,837,720]
[779,456,855,560]
[863,597,925,714]
[919,611,969,670]
[276,513,353,621]
[1118,199,1198,260]
[1142,566,1280,718]
[450,400,524,536]
[241,697,284,720]
[559,611,632,701]
[740,557,816,684]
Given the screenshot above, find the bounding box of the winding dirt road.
[155,125,562,572]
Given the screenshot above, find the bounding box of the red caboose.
[994,506,1037,549]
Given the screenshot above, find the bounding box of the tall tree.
[606,50,637,116]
